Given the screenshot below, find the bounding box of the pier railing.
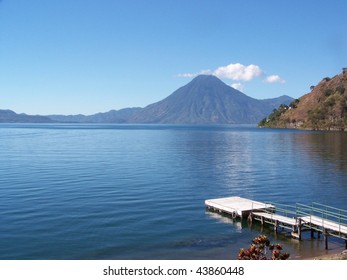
[266,202,297,218]
[262,202,347,238]
[207,196,347,249]
[296,202,347,238]
[255,202,298,231]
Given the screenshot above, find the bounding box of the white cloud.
[178,63,285,86]
[264,75,285,84]
[178,63,263,81]
[230,82,244,91]
[213,63,263,81]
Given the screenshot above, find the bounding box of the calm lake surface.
[0,124,346,260]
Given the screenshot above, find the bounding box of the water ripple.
[0,124,346,259]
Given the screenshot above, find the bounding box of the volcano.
[129,75,292,124]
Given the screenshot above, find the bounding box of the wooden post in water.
[323,228,328,250]
[247,212,253,223]
[297,218,302,240]
[274,220,279,232]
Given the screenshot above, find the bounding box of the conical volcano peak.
[186,75,230,93]
[128,74,293,124]
[190,74,224,84]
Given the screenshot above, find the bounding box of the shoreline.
[303,249,347,260]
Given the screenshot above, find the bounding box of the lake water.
[0,124,346,260]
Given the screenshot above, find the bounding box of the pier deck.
[251,211,297,230]
[205,196,274,218]
[206,196,347,249]
[300,215,347,235]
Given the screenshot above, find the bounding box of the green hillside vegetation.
[258,71,347,131]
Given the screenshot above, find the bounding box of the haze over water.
[0,124,346,259]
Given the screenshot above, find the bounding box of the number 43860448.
[195,266,244,276]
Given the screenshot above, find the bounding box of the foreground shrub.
[238,235,290,260]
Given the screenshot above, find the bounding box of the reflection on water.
[293,132,347,171]
[206,211,243,232]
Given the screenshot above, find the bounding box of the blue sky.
[0,0,346,115]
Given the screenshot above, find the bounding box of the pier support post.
[297,219,302,240]
[345,239,347,250]
[323,229,328,250]
[274,220,278,232]
[311,229,314,239]
[247,212,253,223]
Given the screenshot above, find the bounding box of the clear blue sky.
[1,0,346,115]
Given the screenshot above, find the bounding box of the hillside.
[0,109,53,123]
[129,75,293,124]
[259,71,347,130]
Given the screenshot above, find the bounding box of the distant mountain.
[0,109,53,123]
[129,75,293,124]
[48,108,141,123]
[1,75,293,124]
[259,70,347,130]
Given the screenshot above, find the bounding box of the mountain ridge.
[0,109,53,123]
[1,75,293,124]
[48,107,141,123]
